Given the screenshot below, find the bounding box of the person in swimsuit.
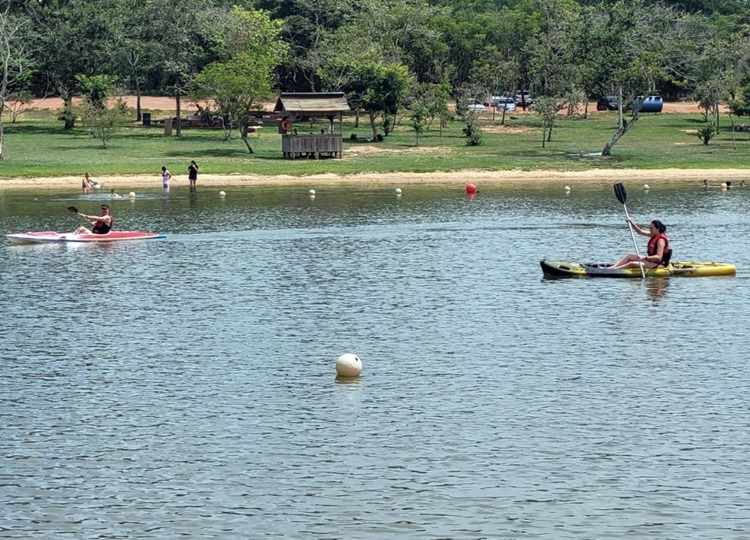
[82,172,96,192]
[161,166,172,190]
[74,204,113,235]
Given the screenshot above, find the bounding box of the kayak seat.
[659,248,673,267]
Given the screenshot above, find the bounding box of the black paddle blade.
[67,206,78,213]
[614,183,627,204]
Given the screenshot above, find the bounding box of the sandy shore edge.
[1,168,747,190]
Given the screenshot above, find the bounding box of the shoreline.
[0,168,747,191]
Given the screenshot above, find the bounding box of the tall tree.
[0,8,33,159]
[351,60,410,140]
[263,0,361,91]
[193,6,287,153]
[25,0,111,129]
[108,0,153,121]
[596,0,690,155]
[143,0,223,136]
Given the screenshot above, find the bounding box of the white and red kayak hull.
[6,231,166,245]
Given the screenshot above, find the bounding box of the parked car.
[466,98,486,112]
[597,95,619,111]
[492,96,517,111]
[514,90,533,107]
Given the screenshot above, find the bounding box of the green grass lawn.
[2,107,748,179]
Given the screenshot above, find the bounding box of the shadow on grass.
[165,148,256,159]
[4,124,65,136]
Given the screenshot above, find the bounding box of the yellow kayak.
[540,259,736,278]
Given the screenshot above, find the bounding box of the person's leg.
[611,253,640,269]
[613,254,657,269]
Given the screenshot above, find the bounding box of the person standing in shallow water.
[188,160,198,192]
[161,166,172,190]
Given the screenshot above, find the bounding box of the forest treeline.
[1,0,749,149]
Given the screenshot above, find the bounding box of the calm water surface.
[1,182,749,539]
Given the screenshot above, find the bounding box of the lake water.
[2,181,749,539]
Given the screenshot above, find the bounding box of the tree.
[4,90,32,123]
[534,95,564,147]
[144,0,224,137]
[108,0,154,122]
[25,0,114,129]
[408,103,427,146]
[0,9,34,159]
[264,0,363,91]
[727,92,750,148]
[596,1,690,156]
[193,6,287,153]
[525,0,586,97]
[350,60,410,141]
[75,74,132,148]
[413,81,451,135]
[356,0,448,85]
[468,49,519,124]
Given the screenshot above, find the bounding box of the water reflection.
[645,277,669,302]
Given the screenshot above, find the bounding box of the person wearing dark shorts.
[188,160,198,191]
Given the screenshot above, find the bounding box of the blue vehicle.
[632,95,663,113]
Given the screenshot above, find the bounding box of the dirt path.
[27,96,712,114]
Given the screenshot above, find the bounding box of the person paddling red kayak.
[73,204,114,235]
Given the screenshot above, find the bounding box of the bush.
[462,122,482,146]
[697,125,715,145]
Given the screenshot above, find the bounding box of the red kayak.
[6,231,166,245]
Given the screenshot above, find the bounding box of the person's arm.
[626,217,650,236]
[79,214,111,226]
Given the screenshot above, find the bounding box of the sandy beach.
[1,168,747,191]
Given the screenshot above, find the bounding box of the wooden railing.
[282,134,342,159]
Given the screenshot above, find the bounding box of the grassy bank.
[2,107,749,179]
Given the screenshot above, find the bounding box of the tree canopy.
[3,0,750,149]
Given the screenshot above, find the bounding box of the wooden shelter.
[274,92,350,159]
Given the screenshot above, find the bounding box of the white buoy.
[564,186,571,192]
[129,192,136,199]
[395,188,402,195]
[336,353,363,378]
[643,184,650,190]
[309,189,316,196]
[219,190,226,198]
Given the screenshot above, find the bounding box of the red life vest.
[647,233,669,261]
[92,215,113,234]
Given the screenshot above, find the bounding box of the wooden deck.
[282,134,342,159]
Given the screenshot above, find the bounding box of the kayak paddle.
[67,206,79,213]
[613,183,645,279]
